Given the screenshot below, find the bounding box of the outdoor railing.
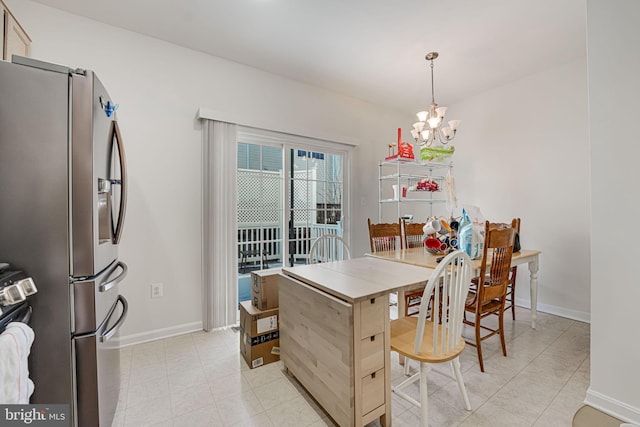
[237,223,341,270]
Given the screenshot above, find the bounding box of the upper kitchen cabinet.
[1,0,31,61]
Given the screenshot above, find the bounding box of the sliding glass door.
[236,129,348,302]
[287,150,344,267]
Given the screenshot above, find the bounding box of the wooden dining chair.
[485,218,520,320]
[391,250,473,427]
[307,234,351,264]
[463,221,515,372]
[401,219,426,249]
[368,218,401,252]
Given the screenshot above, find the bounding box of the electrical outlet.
[151,283,163,299]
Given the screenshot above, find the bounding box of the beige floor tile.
[241,362,286,388]
[170,382,215,417]
[126,375,170,407]
[172,405,222,427]
[253,377,300,409]
[228,412,276,427]
[116,306,593,427]
[214,389,265,425]
[124,395,173,427]
[458,398,532,427]
[209,371,252,399]
[128,361,168,386]
[202,353,245,381]
[168,363,208,390]
[307,417,336,427]
[264,395,323,427]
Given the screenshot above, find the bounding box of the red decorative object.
[386,128,415,161]
[416,178,439,192]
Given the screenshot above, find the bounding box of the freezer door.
[71,71,127,277]
[73,260,127,335]
[0,60,74,405]
[74,295,128,427]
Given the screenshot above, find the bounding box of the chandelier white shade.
[411,52,460,146]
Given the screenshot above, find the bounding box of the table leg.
[528,256,539,329]
[396,289,406,366]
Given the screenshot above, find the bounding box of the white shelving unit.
[378,159,452,222]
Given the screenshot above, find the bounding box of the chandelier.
[411,52,460,147]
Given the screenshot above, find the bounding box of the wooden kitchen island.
[278,257,431,427]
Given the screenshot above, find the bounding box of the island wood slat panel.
[279,274,391,427]
[279,276,354,427]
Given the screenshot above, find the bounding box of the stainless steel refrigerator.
[0,56,128,426]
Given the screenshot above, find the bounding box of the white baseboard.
[585,387,640,424]
[115,321,204,348]
[515,297,591,324]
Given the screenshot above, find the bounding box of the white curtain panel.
[202,120,238,330]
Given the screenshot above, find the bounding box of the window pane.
[291,176,311,209]
[326,153,343,182]
[262,146,282,172]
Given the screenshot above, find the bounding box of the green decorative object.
[420,145,455,162]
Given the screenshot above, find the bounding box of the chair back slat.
[308,234,351,264]
[476,222,515,306]
[414,250,472,357]
[368,218,401,252]
[401,219,426,249]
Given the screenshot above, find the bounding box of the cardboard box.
[239,301,280,369]
[251,268,281,310]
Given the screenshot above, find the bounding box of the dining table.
[366,247,542,328]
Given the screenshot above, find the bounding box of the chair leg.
[451,357,471,411]
[475,314,485,373]
[511,288,516,320]
[420,362,429,427]
[499,307,507,357]
[404,358,411,376]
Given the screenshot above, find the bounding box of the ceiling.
[31,0,587,116]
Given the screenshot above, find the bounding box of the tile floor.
[112,306,590,427]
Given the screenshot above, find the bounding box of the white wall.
[451,58,591,320]
[7,0,409,341]
[586,0,640,422]
[6,0,592,344]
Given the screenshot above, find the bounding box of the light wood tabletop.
[281,256,433,303]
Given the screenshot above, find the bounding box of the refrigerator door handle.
[100,295,128,343]
[98,260,128,293]
[111,120,127,245]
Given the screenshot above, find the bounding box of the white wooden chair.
[390,250,473,427]
[308,234,351,264]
